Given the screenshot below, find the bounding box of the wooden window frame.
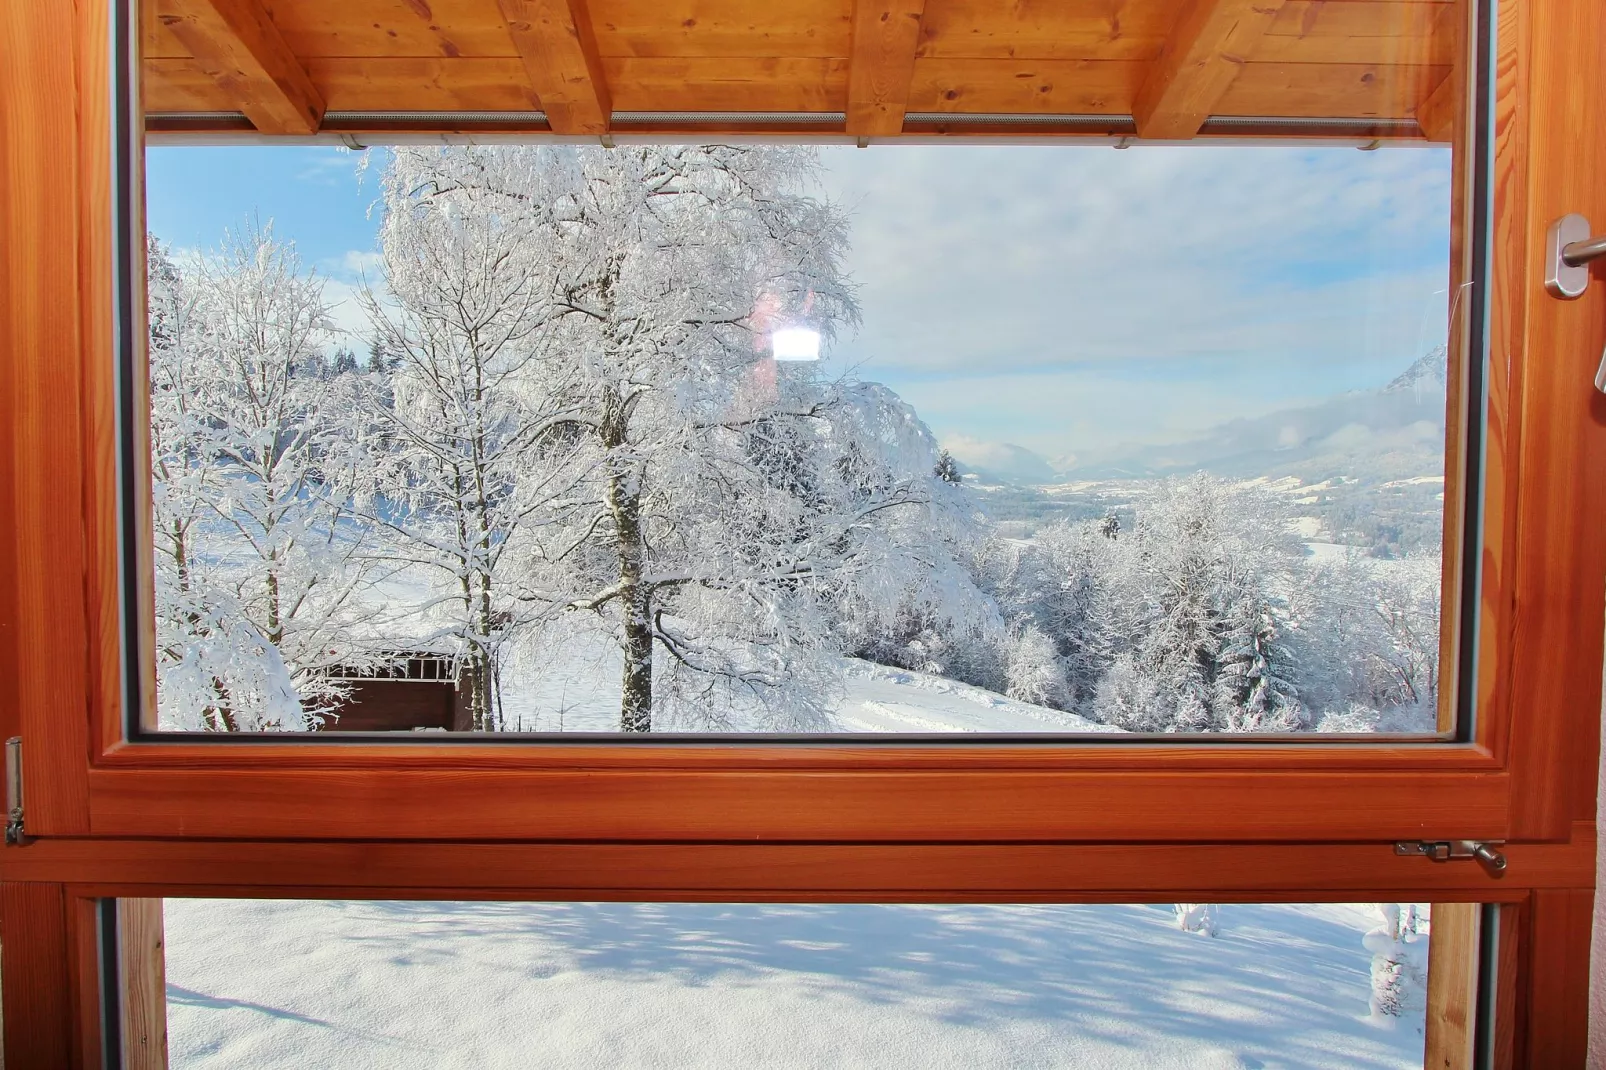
[2,0,1597,847]
[0,0,1599,1063]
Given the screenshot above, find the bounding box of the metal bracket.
[1545,213,1606,299]
[4,737,23,846]
[1394,839,1506,876]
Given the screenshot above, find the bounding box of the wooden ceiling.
[141,0,1465,140]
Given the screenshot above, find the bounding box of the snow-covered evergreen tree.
[1091,475,1306,732]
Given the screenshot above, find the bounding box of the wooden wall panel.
[604,56,851,112]
[906,57,1138,114]
[1423,901,1480,1068]
[0,884,75,1069]
[119,899,169,1070]
[1214,61,1447,118]
[1520,888,1592,1067]
[592,0,852,59]
[914,0,1172,62]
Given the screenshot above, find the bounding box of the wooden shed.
[319,654,473,733]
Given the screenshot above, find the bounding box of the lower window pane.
[164,900,1435,1068]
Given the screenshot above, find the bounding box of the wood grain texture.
[1431,0,1467,734]
[1,828,1592,896]
[0,884,74,1069]
[1,0,93,835]
[605,56,851,112]
[156,0,325,133]
[136,0,1462,125]
[1504,0,1606,840]
[497,0,610,133]
[1520,888,1592,1067]
[118,899,168,1070]
[846,0,926,137]
[1133,0,1289,138]
[592,0,852,58]
[1491,901,1524,1070]
[905,57,1139,113]
[80,767,1512,841]
[915,0,1173,62]
[1471,0,1529,769]
[1414,65,1459,141]
[1423,901,1479,1068]
[1256,1,1457,65]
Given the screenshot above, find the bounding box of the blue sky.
[146,142,1452,461]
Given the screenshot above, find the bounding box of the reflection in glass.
[144,141,1452,735]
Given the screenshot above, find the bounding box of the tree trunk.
[604,384,652,733]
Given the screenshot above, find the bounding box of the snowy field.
[496,635,1118,733]
[165,899,1426,1069]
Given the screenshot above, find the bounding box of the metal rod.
[1562,234,1606,267]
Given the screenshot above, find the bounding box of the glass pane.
[136,4,1477,738]
[164,900,1437,1068]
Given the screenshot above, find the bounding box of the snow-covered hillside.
[165,899,1428,1069]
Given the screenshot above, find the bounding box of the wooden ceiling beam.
[155,0,323,134]
[496,0,611,135]
[846,0,927,140]
[1133,0,1288,140]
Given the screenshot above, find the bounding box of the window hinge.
[4,737,24,846]
[1394,839,1506,876]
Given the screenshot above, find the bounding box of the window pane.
[137,11,1475,738]
[164,900,1437,1068]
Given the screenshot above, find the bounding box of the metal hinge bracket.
[1394,839,1506,876]
[4,737,24,846]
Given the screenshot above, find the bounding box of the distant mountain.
[1058,348,1449,483]
[940,435,1059,485]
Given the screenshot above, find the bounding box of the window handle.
[1545,213,1606,299]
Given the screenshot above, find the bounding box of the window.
[4,0,1600,1061]
[140,139,1467,740]
[163,898,1444,1068]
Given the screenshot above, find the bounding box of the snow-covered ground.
[165,899,1427,1069]
[496,640,1115,734]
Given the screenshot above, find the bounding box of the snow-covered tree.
[360,166,592,729]
[1092,475,1307,732]
[1364,903,1427,1020]
[1295,549,1442,731]
[147,237,319,730]
[1173,903,1219,937]
[380,144,956,732]
[1004,623,1069,708]
[180,226,380,719]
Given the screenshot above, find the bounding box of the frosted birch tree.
[360,169,592,729]
[381,144,946,731]
[147,237,311,730]
[182,226,379,719]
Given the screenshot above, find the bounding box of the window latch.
[1394,839,1506,876]
[4,737,24,846]
[1545,214,1606,299]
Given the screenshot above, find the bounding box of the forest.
[147,143,1444,735]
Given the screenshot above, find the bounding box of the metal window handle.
[1545,213,1606,299]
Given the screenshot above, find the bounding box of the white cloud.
[813,143,1453,452]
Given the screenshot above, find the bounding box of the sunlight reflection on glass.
[771,327,821,361]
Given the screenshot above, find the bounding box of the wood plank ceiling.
[142,0,1463,139]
